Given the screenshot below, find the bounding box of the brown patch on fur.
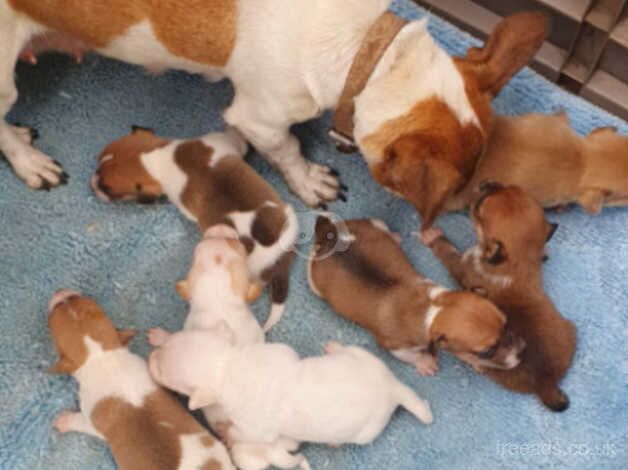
[310,219,515,369]
[48,296,132,374]
[202,459,224,470]
[429,186,576,411]
[251,204,287,247]
[8,0,145,48]
[9,0,237,66]
[91,390,222,470]
[150,0,237,66]
[363,98,483,228]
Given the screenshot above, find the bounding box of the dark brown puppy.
[309,217,524,376]
[422,183,576,411]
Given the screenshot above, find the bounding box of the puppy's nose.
[49,289,80,313]
[91,174,111,202]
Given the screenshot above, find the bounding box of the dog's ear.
[379,134,464,229]
[175,280,191,301]
[228,259,254,301]
[482,239,506,265]
[546,223,559,242]
[245,282,263,303]
[188,388,217,411]
[47,356,74,375]
[577,189,605,214]
[460,12,549,96]
[117,329,137,346]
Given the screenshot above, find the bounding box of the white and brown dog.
[92,128,298,328]
[48,289,234,470]
[148,324,433,470]
[309,217,525,375]
[2,1,545,223]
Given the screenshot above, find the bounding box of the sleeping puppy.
[309,217,524,376]
[92,127,297,330]
[2,1,544,222]
[148,325,432,470]
[48,289,234,470]
[422,183,577,411]
[445,112,628,214]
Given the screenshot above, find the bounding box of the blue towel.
[1,1,626,469]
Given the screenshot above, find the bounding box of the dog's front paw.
[10,147,68,190]
[147,328,171,347]
[418,227,444,247]
[287,163,346,208]
[415,353,439,376]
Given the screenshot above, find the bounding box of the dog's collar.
[329,11,408,153]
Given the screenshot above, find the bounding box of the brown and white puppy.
[1,1,544,220]
[308,217,524,376]
[92,128,297,330]
[445,112,628,214]
[48,289,234,470]
[422,183,577,411]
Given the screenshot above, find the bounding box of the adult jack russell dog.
[1,1,546,226]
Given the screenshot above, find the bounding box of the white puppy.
[148,325,433,465]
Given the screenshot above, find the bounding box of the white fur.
[354,19,480,166]
[427,285,449,300]
[306,245,323,298]
[423,304,442,332]
[463,246,513,288]
[370,218,390,232]
[178,433,233,470]
[152,332,433,448]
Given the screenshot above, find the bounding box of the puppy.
[92,128,297,330]
[445,112,628,214]
[48,289,234,470]
[422,183,577,411]
[148,325,433,466]
[2,2,544,221]
[309,217,524,376]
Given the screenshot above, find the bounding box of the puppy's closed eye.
[476,343,498,359]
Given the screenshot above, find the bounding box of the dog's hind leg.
[0,16,66,189]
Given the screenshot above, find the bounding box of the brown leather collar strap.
[330,11,408,153]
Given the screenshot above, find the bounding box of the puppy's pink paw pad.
[54,412,75,433]
[415,356,439,376]
[323,341,343,354]
[147,328,171,347]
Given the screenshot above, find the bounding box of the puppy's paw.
[415,353,439,376]
[286,163,345,207]
[323,340,343,355]
[54,411,78,433]
[10,124,38,144]
[10,146,68,190]
[147,328,171,347]
[418,227,444,246]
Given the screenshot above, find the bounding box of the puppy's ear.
[245,282,264,303]
[460,12,549,96]
[482,239,506,265]
[577,189,605,215]
[379,135,464,229]
[117,329,137,346]
[188,388,217,411]
[546,223,559,242]
[47,356,74,375]
[228,260,253,301]
[175,280,191,301]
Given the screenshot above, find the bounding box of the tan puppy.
[308,217,525,376]
[445,112,628,214]
[92,128,297,330]
[48,289,234,470]
[422,183,577,412]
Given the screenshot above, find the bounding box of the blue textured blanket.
[1,1,626,469]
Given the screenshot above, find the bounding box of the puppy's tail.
[395,383,433,424]
[539,385,569,412]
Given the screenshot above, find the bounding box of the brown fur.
[362,12,548,229]
[427,185,577,411]
[310,218,520,370]
[48,293,229,469]
[446,113,628,214]
[9,0,237,66]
